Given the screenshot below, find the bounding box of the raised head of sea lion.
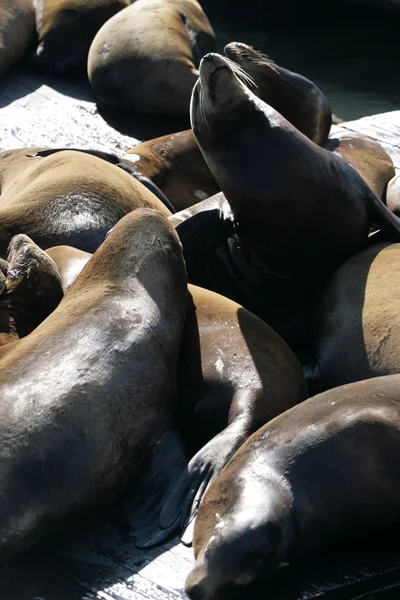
[34,0,130,71]
[306,241,400,395]
[186,374,400,599]
[87,0,215,115]
[0,0,35,78]
[190,53,400,339]
[224,42,332,145]
[125,130,219,212]
[0,147,170,257]
[0,208,187,558]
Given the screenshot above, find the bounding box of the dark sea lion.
[124,130,219,211]
[0,208,187,558]
[44,244,307,543]
[189,53,400,344]
[186,374,400,600]
[322,129,395,201]
[87,0,215,115]
[0,0,35,78]
[387,174,400,216]
[0,147,170,256]
[0,234,63,346]
[224,42,332,145]
[306,242,400,394]
[34,0,129,71]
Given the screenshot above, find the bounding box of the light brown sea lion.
[188,53,400,346]
[0,0,35,78]
[224,41,332,145]
[124,130,219,212]
[34,0,129,71]
[386,174,400,216]
[0,208,187,559]
[44,244,308,544]
[306,242,400,394]
[0,147,170,256]
[186,374,400,600]
[87,0,215,115]
[322,129,395,201]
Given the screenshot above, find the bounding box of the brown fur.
[307,242,400,393]
[0,148,170,256]
[387,174,400,216]
[88,0,215,115]
[125,130,219,211]
[0,0,35,78]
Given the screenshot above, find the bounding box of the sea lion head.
[3,235,63,329]
[35,0,129,71]
[190,52,257,142]
[185,464,294,600]
[224,42,279,84]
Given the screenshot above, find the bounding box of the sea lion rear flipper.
[368,190,400,241]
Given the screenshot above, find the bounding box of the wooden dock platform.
[1,60,400,600]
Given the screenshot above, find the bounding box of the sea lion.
[44,243,308,541]
[124,130,219,211]
[0,235,62,347]
[322,129,395,201]
[0,147,170,256]
[186,374,400,600]
[34,0,129,71]
[0,0,35,78]
[0,208,187,558]
[224,42,332,145]
[189,53,400,345]
[87,0,215,115]
[306,242,400,394]
[386,174,400,216]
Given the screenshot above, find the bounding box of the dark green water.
[209,2,400,121]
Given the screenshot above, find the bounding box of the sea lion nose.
[202,53,212,62]
[186,582,207,600]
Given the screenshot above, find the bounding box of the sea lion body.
[189,53,400,342]
[186,375,400,599]
[34,0,129,71]
[45,245,307,539]
[45,245,91,293]
[0,208,187,558]
[0,0,35,78]
[322,129,395,200]
[125,130,219,211]
[307,242,400,394]
[224,42,332,144]
[87,0,215,115]
[0,148,170,256]
[387,174,400,216]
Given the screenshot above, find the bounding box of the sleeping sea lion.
[306,242,400,394]
[0,208,187,558]
[44,244,308,544]
[0,0,35,78]
[224,41,332,145]
[0,147,170,256]
[186,374,400,599]
[87,0,215,115]
[124,130,219,211]
[189,53,400,345]
[34,0,129,71]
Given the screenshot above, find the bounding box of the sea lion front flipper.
[160,426,244,542]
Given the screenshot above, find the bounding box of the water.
[208,1,400,121]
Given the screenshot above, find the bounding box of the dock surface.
[1,61,400,600]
